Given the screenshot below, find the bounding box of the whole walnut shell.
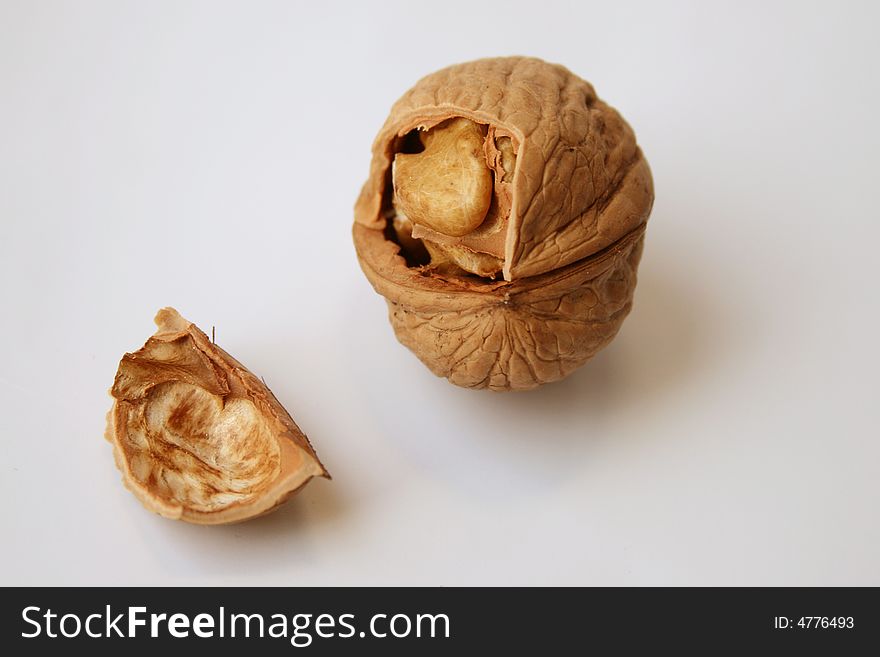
[354,57,653,391]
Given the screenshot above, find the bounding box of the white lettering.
[21,606,41,638]
[167,613,190,638]
[128,606,146,637]
[291,614,313,647]
[314,614,335,638]
[150,613,167,637]
[416,613,450,638]
[337,614,355,638]
[230,613,263,638]
[389,614,411,638]
[44,609,57,638]
[370,614,387,638]
[85,613,102,638]
[268,614,287,638]
[193,613,214,638]
[106,605,124,637]
[59,614,81,638]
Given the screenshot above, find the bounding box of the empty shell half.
[105,308,328,524]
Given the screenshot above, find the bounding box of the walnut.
[105,308,328,524]
[354,57,654,391]
[393,117,493,237]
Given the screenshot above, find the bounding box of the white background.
[1,0,878,586]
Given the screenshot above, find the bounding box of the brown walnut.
[354,57,654,391]
[105,308,328,524]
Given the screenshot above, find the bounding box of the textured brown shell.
[105,308,328,524]
[354,223,644,391]
[354,56,653,280]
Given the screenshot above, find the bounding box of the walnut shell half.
[355,56,653,281]
[355,222,644,391]
[105,308,328,524]
[353,57,653,391]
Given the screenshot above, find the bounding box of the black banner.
[1,587,876,653]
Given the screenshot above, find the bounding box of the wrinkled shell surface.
[353,57,654,391]
[355,223,644,391]
[106,308,328,524]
